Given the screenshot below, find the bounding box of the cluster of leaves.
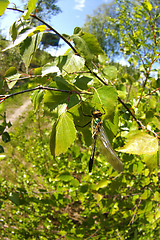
[0,0,160,238]
[0,109,159,239]
[0,109,160,239]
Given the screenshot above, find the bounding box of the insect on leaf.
[92,86,118,116]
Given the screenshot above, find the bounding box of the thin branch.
[0,85,92,102]
[86,229,100,240]
[129,199,142,225]
[7,7,78,55]
[136,53,159,108]
[149,12,157,45]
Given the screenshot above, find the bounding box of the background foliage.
[0,0,160,239]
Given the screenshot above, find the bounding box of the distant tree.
[83,2,120,59]
[83,0,160,61]
[23,0,61,21]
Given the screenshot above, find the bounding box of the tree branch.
[0,85,92,103]
[5,7,158,136]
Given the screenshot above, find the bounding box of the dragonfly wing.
[99,127,123,172]
[89,137,97,172]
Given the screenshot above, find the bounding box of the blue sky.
[1,0,113,55]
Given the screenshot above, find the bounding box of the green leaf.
[94,193,103,202]
[2,132,10,143]
[10,22,18,42]
[44,77,81,110]
[23,0,37,19]
[62,53,85,74]
[152,117,160,130]
[72,30,105,62]
[0,145,4,153]
[31,90,44,111]
[3,28,36,51]
[5,73,21,89]
[28,25,47,36]
[50,112,76,156]
[74,76,92,90]
[4,67,20,88]
[0,0,9,16]
[154,191,160,202]
[68,102,92,147]
[44,91,68,111]
[95,179,109,191]
[143,152,159,170]
[5,67,17,77]
[58,172,74,182]
[141,189,150,200]
[117,132,158,155]
[42,62,60,76]
[0,125,5,135]
[8,192,20,205]
[92,86,118,116]
[103,66,117,80]
[155,209,160,221]
[20,32,43,71]
[143,0,152,12]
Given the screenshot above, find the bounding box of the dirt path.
[7,99,32,124]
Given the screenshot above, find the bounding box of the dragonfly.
[88,109,123,172]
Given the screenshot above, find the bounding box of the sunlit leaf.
[62,54,85,74]
[117,132,158,155]
[95,179,109,190]
[155,209,160,221]
[28,25,47,36]
[152,117,160,130]
[50,112,76,156]
[154,191,160,202]
[72,30,105,62]
[0,154,6,159]
[92,86,118,116]
[141,189,151,200]
[20,32,43,71]
[0,0,9,16]
[5,73,21,89]
[94,193,103,202]
[103,66,117,80]
[143,0,152,12]
[42,62,60,76]
[23,0,37,19]
[4,67,21,88]
[143,151,159,171]
[3,28,36,51]
[5,66,17,77]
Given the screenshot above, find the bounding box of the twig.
[0,85,92,102]
[143,87,160,97]
[86,229,100,240]
[7,7,78,55]
[129,198,142,225]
